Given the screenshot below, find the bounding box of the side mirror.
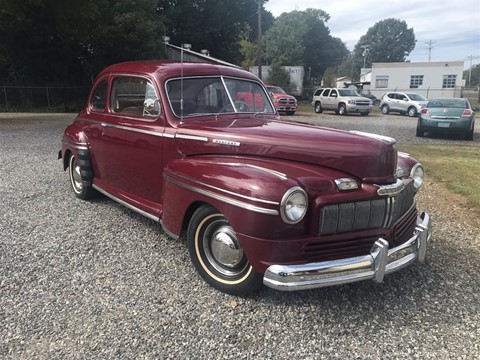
[144,98,160,116]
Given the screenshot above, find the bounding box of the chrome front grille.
[278,98,296,104]
[356,100,371,106]
[318,184,415,235]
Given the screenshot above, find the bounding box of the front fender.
[161,156,310,238]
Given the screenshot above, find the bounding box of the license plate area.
[438,122,450,128]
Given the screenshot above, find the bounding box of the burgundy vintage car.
[59,60,431,295]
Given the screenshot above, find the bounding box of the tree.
[464,63,480,87]
[0,0,163,85]
[352,18,416,79]
[266,61,290,90]
[265,9,349,81]
[158,0,271,65]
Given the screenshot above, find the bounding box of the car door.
[397,93,409,113]
[322,89,332,109]
[91,75,165,207]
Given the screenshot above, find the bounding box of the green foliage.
[352,18,416,79]
[398,145,480,216]
[239,40,258,70]
[266,61,290,90]
[159,0,270,65]
[0,0,271,85]
[265,9,348,80]
[463,63,480,87]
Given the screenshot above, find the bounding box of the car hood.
[175,117,397,183]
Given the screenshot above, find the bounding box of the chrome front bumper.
[263,212,431,291]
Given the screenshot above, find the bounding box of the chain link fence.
[0,85,90,112]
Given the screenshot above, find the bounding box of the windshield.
[166,77,275,117]
[338,89,360,97]
[407,93,427,101]
[428,99,467,108]
[268,86,286,94]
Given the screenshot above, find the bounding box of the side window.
[314,89,323,96]
[110,77,160,117]
[329,89,338,97]
[322,89,330,97]
[388,93,396,99]
[91,80,107,111]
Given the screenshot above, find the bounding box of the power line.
[425,40,436,62]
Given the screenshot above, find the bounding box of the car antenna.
[180,43,191,125]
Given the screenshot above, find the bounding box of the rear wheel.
[338,103,347,116]
[416,127,424,137]
[381,104,390,114]
[286,111,295,115]
[408,107,417,117]
[187,205,263,295]
[314,102,323,113]
[360,112,369,116]
[465,126,474,140]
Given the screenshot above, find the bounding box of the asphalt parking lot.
[1,113,479,359]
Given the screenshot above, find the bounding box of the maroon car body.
[60,60,431,295]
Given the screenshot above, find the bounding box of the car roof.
[96,60,261,82]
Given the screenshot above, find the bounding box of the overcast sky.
[264,0,480,68]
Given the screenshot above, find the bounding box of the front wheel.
[187,205,263,295]
[68,154,97,200]
[338,103,347,116]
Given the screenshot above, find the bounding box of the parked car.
[363,93,380,106]
[312,87,372,116]
[59,60,431,295]
[416,98,476,140]
[266,85,297,115]
[379,92,428,117]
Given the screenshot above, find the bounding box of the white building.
[249,66,304,95]
[369,61,464,99]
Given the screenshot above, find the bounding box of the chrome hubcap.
[203,220,247,276]
[70,157,83,192]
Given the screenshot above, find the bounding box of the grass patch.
[398,144,480,214]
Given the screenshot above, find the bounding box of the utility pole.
[257,1,262,80]
[425,40,436,62]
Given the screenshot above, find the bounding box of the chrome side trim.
[92,184,160,222]
[165,171,280,206]
[62,139,88,150]
[164,174,279,216]
[175,134,208,142]
[78,117,164,137]
[350,130,397,145]
[103,122,163,137]
[263,212,431,291]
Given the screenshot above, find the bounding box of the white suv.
[312,88,372,116]
[379,92,428,117]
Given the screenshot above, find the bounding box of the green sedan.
[416,98,476,140]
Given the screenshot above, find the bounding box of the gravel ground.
[1,113,479,359]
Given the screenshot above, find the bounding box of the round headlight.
[280,187,307,224]
[411,163,424,191]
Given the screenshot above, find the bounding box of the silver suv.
[379,92,428,117]
[312,88,372,116]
